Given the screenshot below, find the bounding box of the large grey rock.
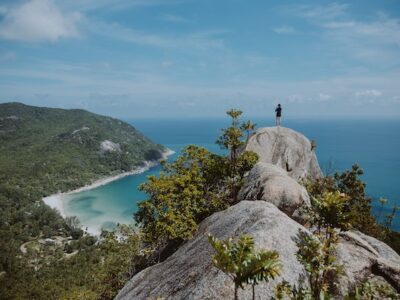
[238,162,310,221]
[116,201,309,300]
[336,230,400,296]
[117,202,400,299]
[244,127,322,180]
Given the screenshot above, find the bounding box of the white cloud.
[291,4,400,65]
[58,0,181,12]
[273,25,296,34]
[324,16,400,47]
[318,93,332,101]
[0,0,82,42]
[355,89,382,97]
[289,3,348,21]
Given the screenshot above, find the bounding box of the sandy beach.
[43,149,175,228]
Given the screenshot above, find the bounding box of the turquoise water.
[65,118,400,232]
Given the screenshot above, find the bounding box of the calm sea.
[64,118,400,232]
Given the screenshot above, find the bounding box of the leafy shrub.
[209,234,280,300]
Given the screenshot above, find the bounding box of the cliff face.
[117,126,400,299]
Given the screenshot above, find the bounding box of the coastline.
[43,148,175,223]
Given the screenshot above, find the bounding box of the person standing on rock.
[275,104,282,126]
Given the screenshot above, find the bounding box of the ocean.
[63,118,400,233]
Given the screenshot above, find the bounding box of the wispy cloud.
[0,0,82,43]
[293,2,348,20]
[58,0,184,12]
[355,89,382,97]
[273,25,296,34]
[323,14,400,64]
[284,3,400,66]
[90,21,225,49]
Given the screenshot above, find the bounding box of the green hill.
[0,102,166,195]
[0,103,167,299]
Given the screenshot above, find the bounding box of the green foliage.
[347,278,400,299]
[135,109,258,250]
[0,103,164,299]
[95,225,142,299]
[383,205,400,231]
[304,164,400,254]
[240,120,257,141]
[208,234,280,300]
[306,191,351,233]
[296,230,342,298]
[0,102,165,196]
[304,165,382,237]
[0,225,142,300]
[333,165,374,231]
[275,230,342,300]
[216,108,259,203]
[135,145,229,248]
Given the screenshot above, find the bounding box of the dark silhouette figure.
[275,104,282,126]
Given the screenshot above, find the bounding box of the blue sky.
[0,0,399,119]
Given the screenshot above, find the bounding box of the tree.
[216,109,259,203]
[275,230,342,300]
[135,145,228,250]
[96,225,142,299]
[307,191,351,236]
[304,165,382,237]
[208,234,280,300]
[333,165,374,232]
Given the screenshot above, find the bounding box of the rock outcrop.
[238,162,310,221]
[244,127,322,180]
[336,230,400,295]
[116,201,309,300]
[117,201,400,300]
[100,140,121,153]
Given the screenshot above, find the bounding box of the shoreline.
[43,148,175,223]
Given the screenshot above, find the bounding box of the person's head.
[278,104,281,107]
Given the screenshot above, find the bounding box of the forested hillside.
[0,102,165,195]
[0,103,165,299]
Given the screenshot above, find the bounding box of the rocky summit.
[244,126,322,180]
